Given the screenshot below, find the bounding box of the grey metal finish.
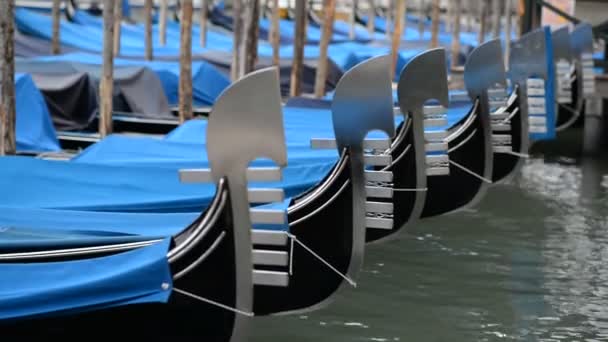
[205,67,287,342]
[570,23,594,62]
[463,39,503,194]
[552,26,572,63]
[570,23,595,121]
[507,29,550,170]
[396,48,449,229]
[330,54,396,286]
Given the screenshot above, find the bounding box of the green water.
[251,155,608,341]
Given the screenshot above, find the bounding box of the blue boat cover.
[0,238,173,321]
[15,73,61,152]
[15,8,437,78]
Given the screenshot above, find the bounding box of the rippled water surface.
[250,155,608,341]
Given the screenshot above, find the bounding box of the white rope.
[174,287,255,317]
[393,187,428,192]
[285,232,357,288]
[498,150,530,158]
[449,160,493,184]
[289,236,295,276]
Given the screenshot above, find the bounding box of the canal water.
[251,146,608,341]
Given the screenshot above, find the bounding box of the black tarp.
[16,60,172,131]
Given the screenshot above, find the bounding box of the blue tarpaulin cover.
[14,8,439,77]
[0,238,173,321]
[15,73,61,152]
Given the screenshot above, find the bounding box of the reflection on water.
[251,156,608,341]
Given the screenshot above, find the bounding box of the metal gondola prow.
[179,66,288,342]
[510,27,553,140]
[552,26,573,107]
[311,54,395,277]
[397,48,449,178]
[464,39,510,189]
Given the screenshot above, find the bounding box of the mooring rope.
[285,232,357,288]
[448,160,493,184]
[498,150,530,158]
[174,287,255,317]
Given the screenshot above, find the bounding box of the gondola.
[367,48,449,242]
[249,55,396,315]
[0,68,293,341]
[420,40,505,218]
[556,23,596,132]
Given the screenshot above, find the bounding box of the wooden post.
[270,0,280,65]
[349,0,358,40]
[231,0,244,80]
[0,0,16,155]
[51,0,61,55]
[465,0,473,32]
[418,0,425,37]
[491,0,501,38]
[290,0,306,97]
[314,0,336,98]
[100,0,115,138]
[478,0,487,44]
[366,0,375,35]
[244,0,261,74]
[504,0,513,67]
[430,0,439,48]
[144,0,153,60]
[391,0,406,81]
[450,0,462,71]
[179,0,193,122]
[200,0,209,47]
[113,0,122,56]
[159,0,168,46]
[385,0,392,41]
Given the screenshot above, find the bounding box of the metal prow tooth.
[198,67,291,289]
[397,48,451,181]
[322,55,397,237]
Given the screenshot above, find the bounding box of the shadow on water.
[251,140,608,341]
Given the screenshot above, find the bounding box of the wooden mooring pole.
[366,0,375,35]
[349,0,358,40]
[0,0,16,155]
[159,0,168,46]
[51,0,61,55]
[200,0,209,47]
[418,0,425,37]
[314,0,336,98]
[114,0,122,56]
[100,0,115,138]
[450,0,462,71]
[430,0,439,48]
[144,0,153,60]
[244,0,261,74]
[491,0,501,38]
[231,0,244,80]
[270,0,280,65]
[179,0,194,122]
[290,0,306,97]
[505,0,513,67]
[391,0,406,81]
[478,0,488,44]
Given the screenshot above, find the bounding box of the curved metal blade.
[331,54,396,150]
[571,23,594,59]
[552,26,572,63]
[396,48,450,114]
[509,27,548,84]
[464,39,507,100]
[207,67,287,181]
